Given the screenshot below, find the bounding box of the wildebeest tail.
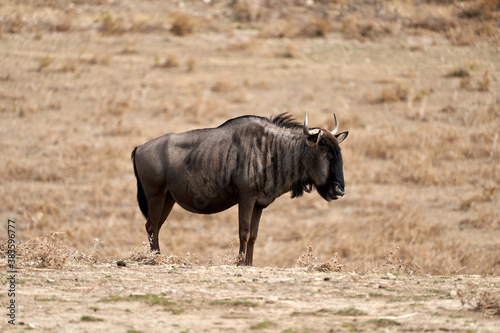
[131,147,148,219]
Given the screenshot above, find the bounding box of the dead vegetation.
[457,282,500,316]
[296,246,343,273]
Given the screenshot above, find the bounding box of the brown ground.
[1,0,500,330]
[2,262,500,333]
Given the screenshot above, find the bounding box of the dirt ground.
[2,263,500,333]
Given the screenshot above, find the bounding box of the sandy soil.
[3,263,500,333]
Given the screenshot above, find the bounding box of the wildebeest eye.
[327,152,333,160]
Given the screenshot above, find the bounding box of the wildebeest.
[131,113,348,266]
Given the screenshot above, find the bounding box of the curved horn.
[303,112,313,135]
[331,113,339,135]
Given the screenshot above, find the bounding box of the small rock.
[47,278,55,283]
[116,260,126,267]
[450,290,458,297]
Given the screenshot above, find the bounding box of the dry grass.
[170,11,195,36]
[296,246,343,273]
[457,284,500,316]
[185,56,198,72]
[378,83,409,103]
[162,52,181,68]
[0,0,499,275]
[477,70,491,92]
[100,12,127,35]
[15,232,71,269]
[120,243,199,266]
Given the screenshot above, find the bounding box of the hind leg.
[145,195,164,253]
[157,192,175,243]
[145,192,175,253]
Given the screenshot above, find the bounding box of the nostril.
[335,184,345,197]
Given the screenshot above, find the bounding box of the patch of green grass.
[80,315,104,322]
[428,289,446,295]
[334,307,367,316]
[250,319,277,330]
[171,308,184,315]
[127,330,142,333]
[210,300,259,307]
[34,296,64,302]
[37,55,54,72]
[449,314,463,318]
[367,318,401,328]
[100,294,174,306]
[99,294,182,314]
[413,294,433,301]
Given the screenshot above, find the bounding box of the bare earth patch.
[3,263,500,332]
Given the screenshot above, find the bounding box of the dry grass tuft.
[231,0,262,22]
[121,243,199,266]
[477,70,491,92]
[409,14,456,33]
[259,19,297,38]
[341,17,393,41]
[163,52,181,68]
[186,56,198,72]
[229,37,261,52]
[55,15,73,32]
[282,42,299,58]
[459,0,498,20]
[211,78,237,93]
[458,285,500,316]
[459,76,472,90]
[17,232,71,269]
[383,247,421,275]
[4,12,23,33]
[299,16,331,38]
[100,12,127,35]
[377,83,409,103]
[170,12,194,36]
[296,246,343,273]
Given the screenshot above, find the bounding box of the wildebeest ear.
[306,131,321,147]
[335,131,348,144]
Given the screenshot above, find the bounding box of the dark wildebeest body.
[132,113,348,266]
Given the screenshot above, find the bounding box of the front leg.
[245,206,263,266]
[237,197,256,266]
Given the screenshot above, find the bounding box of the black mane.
[219,113,302,131]
[269,113,302,130]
